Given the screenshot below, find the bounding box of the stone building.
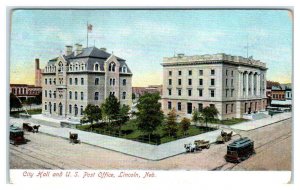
[161,53,267,120]
[10,84,42,101]
[42,44,132,119]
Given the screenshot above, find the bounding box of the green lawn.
[209,118,248,125]
[76,119,217,145]
[10,109,42,118]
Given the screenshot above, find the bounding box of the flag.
[87,24,93,33]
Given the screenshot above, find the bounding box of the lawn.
[10,109,42,118]
[76,119,217,145]
[209,118,248,125]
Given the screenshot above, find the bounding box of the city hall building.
[161,53,267,120]
[42,44,132,119]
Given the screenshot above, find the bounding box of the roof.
[271,100,292,106]
[47,46,131,73]
[228,137,253,148]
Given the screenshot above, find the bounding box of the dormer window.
[122,66,127,73]
[94,63,99,71]
[109,62,116,72]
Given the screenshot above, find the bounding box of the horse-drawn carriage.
[69,132,81,144]
[22,123,40,133]
[216,130,233,144]
[184,140,210,153]
[10,125,26,145]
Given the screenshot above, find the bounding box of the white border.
[1,0,298,189]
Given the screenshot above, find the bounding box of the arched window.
[69,104,72,114]
[74,104,78,116]
[80,106,83,115]
[75,63,79,71]
[109,62,116,72]
[122,92,126,99]
[113,79,115,86]
[95,78,99,85]
[94,63,99,71]
[75,91,78,100]
[58,62,63,72]
[122,66,127,73]
[69,63,73,71]
[69,91,72,99]
[81,92,84,100]
[123,79,126,86]
[49,90,52,98]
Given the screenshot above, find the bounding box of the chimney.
[100,47,107,52]
[35,58,40,69]
[65,45,73,56]
[74,43,83,56]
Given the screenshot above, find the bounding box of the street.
[9,118,292,170]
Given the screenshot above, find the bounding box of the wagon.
[69,132,81,144]
[194,140,210,150]
[10,125,26,145]
[216,130,233,144]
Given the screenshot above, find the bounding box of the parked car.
[224,137,255,163]
[10,125,26,145]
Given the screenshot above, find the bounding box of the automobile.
[10,125,26,145]
[224,137,255,163]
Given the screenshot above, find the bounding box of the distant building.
[270,84,292,108]
[35,58,42,87]
[10,84,42,101]
[41,44,133,119]
[161,53,268,120]
[132,85,162,99]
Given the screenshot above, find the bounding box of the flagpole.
[87,21,89,47]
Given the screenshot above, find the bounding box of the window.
[168,89,172,96]
[169,79,172,85]
[94,92,99,100]
[123,79,126,86]
[211,69,215,75]
[178,89,182,96]
[53,78,56,85]
[178,102,182,111]
[178,70,182,76]
[109,62,116,72]
[231,79,233,87]
[109,78,112,86]
[81,78,84,85]
[199,70,203,76]
[199,79,203,86]
[226,70,228,76]
[178,79,181,85]
[226,89,228,97]
[188,89,192,96]
[95,78,99,85]
[45,90,47,97]
[45,79,47,85]
[49,90,52,98]
[122,92,126,99]
[226,104,229,114]
[69,91,72,99]
[168,101,172,110]
[231,70,234,76]
[45,103,47,110]
[210,104,215,108]
[210,90,215,97]
[75,91,78,100]
[187,103,192,114]
[188,70,192,75]
[188,79,192,85]
[211,79,215,86]
[113,79,115,86]
[69,78,72,85]
[80,106,83,115]
[231,104,234,112]
[69,104,72,114]
[81,92,84,100]
[95,63,99,71]
[75,78,78,85]
[122,66,127,73]
[198,89,203,97]
[53,103,56,112]
[49,78,52,85]
[198,103,203,111]
[169,71,172,76]
[231,89,234,97]
[226,79,228,87]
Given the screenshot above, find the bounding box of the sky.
[10,9,293,86]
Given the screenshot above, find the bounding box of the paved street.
[9,118,292,170]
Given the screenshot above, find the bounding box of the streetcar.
[224,137,255,163]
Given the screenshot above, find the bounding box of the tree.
[192,108,203,127]
[101,94,120,124]
[10,93,22,112]
[136,92,164,142]
[202,106,219,127]
[25,97,35,110]
[119,104,130,124]
[132,93,136,100]
[180,117,191,136]
[164,108,178,137]
[82,104,102,125]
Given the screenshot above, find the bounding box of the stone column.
[251,73,254,96]
[256,74,260,96]
[238,71,243,98]
[245,72,249,97]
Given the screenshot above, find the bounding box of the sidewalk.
[229,112,292,131]
[10,117,232,160]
